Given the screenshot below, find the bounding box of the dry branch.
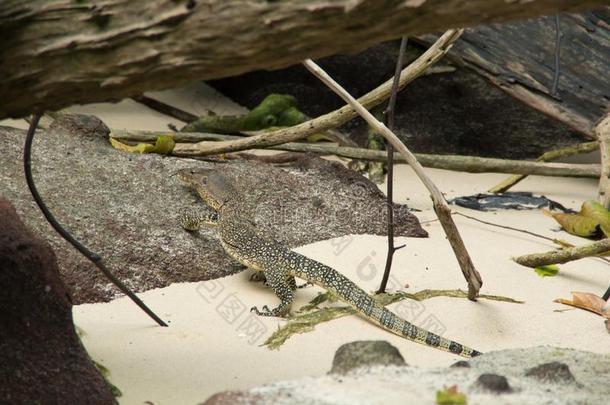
[131,95,198,123]
[488,141,600,193]
[378,36,409,294]
[0,0,605,119]
[513,238,610,268]
[302,58,483,300]
[172,30,463,156]
[111,129,602,178]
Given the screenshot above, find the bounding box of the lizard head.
[177,168,236,210]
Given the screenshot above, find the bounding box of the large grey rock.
[475,373,513,394]
[203,346,610,404]
[329,341,407,375]
[524,361,576,384]
[0,114,425,303]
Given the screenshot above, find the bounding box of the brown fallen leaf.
[554,291,610,319]
[543,200,610,239]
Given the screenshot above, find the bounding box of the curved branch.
[174,29,462,155]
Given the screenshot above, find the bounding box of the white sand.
[73,169,609,404]
[4,85,608,404]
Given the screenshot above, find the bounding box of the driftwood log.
[0,0,606,119]
[420,10,610,138]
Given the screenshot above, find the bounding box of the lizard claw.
[251,305,285,317]
[250,305,270,316]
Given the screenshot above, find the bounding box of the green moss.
[436,386,467,404]
[92,360,122,398]
[181,94,304,133]
[264,289,523,349]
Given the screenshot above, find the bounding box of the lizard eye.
[263,114,277,127]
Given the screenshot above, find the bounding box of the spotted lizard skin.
[178,169,481,358]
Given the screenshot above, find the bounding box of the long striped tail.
[293,254,482,358]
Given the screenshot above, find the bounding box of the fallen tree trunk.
[0,0,605,119]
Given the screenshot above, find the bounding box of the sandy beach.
[5,84,608,404]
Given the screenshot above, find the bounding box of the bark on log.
[0,0,606,119]
[513,238,610,267]
[597,115,610,208]
[420,10,610,138]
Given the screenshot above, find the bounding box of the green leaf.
[534,265,560,277]
[436,386,467,404]
[110,134,175,155]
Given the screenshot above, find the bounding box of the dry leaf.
[544,210,601,238]
[554,291,610,318]
[544,201,610,238]
[581,200,610,237]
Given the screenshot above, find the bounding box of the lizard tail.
[370,306,482,358]
[295,259,482,358]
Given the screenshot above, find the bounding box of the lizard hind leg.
[249,270,267,284]
[250,268,294,317]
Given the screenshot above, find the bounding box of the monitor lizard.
[178,168,482,358]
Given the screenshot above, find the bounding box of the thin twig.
[302,58,483,300]
[378,36,408,294]
[455,212,570,246]
[551,14,562,96]
[488,141,599,193]
[24,115,167,327]
[454,212,610,264]
[174,29,463,156]
[513,238,610,268]
[603,286,610,301]
[112,129,602,178]
[131,95,198,123]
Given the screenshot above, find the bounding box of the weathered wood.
[488,141,600,193]
[513,238,610,267]
[421,9,610,138]
[0,0,605,119]
[596,115,610,208]
[111,129,603,178]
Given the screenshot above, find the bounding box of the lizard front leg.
[251,273,310,291]
[251,267,294,317]
[179,208,219,231]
